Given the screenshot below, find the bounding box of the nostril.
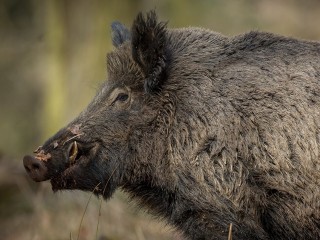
[23,155,36,169]
[24,165,31,172]
[32,162,41,170]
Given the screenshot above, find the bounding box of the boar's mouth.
[24,139,100,192]
[49,140,99,191]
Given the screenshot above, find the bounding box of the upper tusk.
[69,141,78,164]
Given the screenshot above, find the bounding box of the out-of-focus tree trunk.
[42,0,67,137]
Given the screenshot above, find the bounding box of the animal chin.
[50,141,83,191]
[50,141,101,191]
[50,163,81,191]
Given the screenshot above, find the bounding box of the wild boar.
[23,11,320,240]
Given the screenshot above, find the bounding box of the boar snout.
[23,155,48,182]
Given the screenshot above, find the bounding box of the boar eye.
[114,93,128,103]
[109,88,130,107]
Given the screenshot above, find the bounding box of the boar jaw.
[49,140,101,192]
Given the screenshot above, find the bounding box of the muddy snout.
[23,155,48,182]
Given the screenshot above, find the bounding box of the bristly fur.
[24,10,320,240]
[111,21,131,47]
[131,10,168,93]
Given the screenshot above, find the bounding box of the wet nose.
[23,155,48,182]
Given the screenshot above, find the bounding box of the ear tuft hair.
[131,11,168,93]
[111,21,131,47]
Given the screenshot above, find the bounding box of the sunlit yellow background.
[1,0,319,239]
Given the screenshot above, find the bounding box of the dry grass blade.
[95,164,119,240]
[228,223,233,240]
[76,182,101,240]
[95,198,103,240]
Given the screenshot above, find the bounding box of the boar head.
[23,11,174,199]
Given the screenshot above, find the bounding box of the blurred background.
[1,0,319,239]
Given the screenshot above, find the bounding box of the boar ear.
[111,21,131,47]
[131,11,168,93]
